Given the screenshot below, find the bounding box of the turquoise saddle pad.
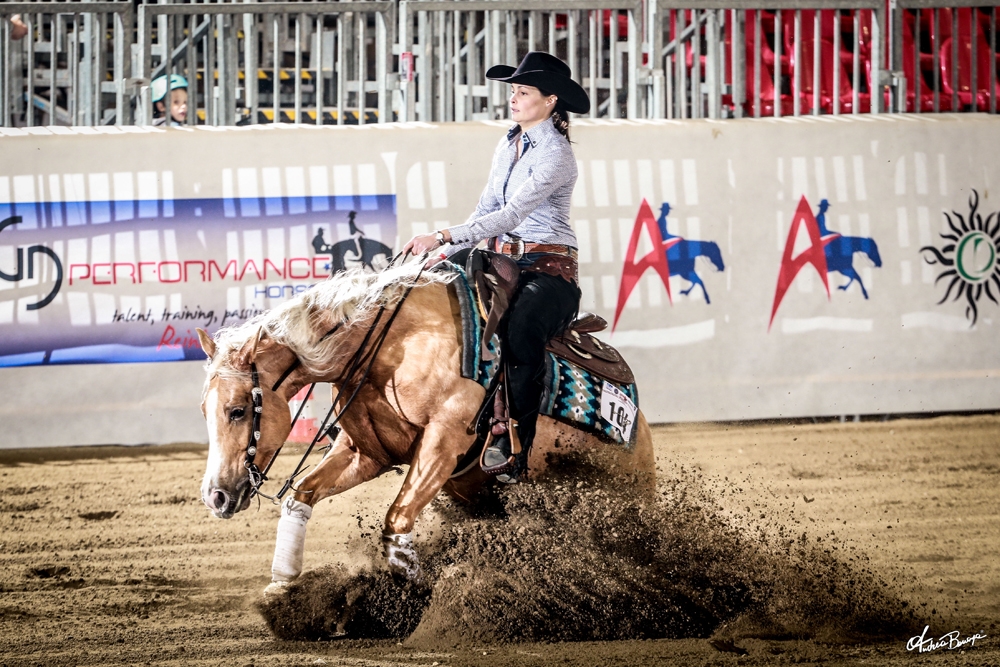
[448,264,639,448]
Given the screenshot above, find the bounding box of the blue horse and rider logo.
[814,199,883,299]
[614,199,725,329]
[656,203,726,304]
[769,197,882,329]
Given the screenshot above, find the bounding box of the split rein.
[243,256,427,505]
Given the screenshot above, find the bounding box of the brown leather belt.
[492,239,577,259]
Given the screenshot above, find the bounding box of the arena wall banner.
[0,115,997,447]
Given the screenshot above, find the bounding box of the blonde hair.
[208,262,454,379]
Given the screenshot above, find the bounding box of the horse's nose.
[207,488,230,512]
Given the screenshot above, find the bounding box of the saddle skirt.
[546,319,634,386]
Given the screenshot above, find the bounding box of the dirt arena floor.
[1,414,997,666]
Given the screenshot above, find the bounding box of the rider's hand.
[402,230,449,257]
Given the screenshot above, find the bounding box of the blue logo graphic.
[656,203,725,303]
[815,199,882,299]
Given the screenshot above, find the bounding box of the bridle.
[241,262,426,504]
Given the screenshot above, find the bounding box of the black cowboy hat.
[486,51,590,115]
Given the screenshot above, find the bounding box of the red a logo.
[768,196,838,330]
[613,198,681,331]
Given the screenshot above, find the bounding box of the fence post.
[245,1,257,125]
[889,0,903,113]
[873,1,884,113]
[399,1,413,122]
[707,9,719,119]
[649,0,664,119]
[377,9,390,123]
[627,8,638,119]
[732,8,745,119]
[137,3,152,124]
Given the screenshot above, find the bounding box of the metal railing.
[1,0,998,128]
[650,0,889,119]
[135,1,394,126]
[1,1,132,127]
[894,0,998,114]
[397,0,641,122]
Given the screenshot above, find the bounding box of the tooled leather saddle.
[465,248,633,385]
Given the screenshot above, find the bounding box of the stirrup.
[480,433,517,476]
[480,378,517,477]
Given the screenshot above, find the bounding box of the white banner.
[1,115,997,446]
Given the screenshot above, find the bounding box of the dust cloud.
[257,452,920,645]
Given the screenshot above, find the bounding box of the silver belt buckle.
[510,238,525,260]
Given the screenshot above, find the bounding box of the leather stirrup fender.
[466,248,520,360]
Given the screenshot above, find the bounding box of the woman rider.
[403,52,589,484]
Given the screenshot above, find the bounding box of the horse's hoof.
[263,581,290,600]
[382,532,424,584]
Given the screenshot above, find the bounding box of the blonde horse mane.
[208,261,455,379]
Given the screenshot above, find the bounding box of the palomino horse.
[196,261,654,592]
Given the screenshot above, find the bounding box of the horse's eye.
[229,407,246,422]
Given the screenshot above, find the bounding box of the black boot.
[481,382,518,478]
[496,449,527,484]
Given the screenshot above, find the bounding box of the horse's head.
[867,240,882,267]
[196,326,301,519]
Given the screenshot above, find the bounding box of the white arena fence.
[0,115,998,447]
[1,0,998,128]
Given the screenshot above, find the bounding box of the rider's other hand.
[402,232,439,257]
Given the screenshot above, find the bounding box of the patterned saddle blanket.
[448,265,640,448]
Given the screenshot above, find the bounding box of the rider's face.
[510,85,556,130]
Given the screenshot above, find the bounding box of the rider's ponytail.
[539,87,572,142]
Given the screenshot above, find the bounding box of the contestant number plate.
[600,381,636,442]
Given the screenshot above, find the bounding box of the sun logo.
[920,190,1000,326]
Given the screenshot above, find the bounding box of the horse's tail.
[702,241,725,271]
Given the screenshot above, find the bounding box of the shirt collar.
[506,116,559,148]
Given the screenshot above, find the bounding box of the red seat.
[940,32,1000,111]
[738,10,793,116]
[894,11,944,112]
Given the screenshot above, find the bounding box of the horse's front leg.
[265,430,383,595]
[383,421,471,583]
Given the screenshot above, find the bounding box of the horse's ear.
[196,328,216,359]
[234,326,266,369]
[250,326,266,361]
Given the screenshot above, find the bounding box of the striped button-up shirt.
[447,116,578,250]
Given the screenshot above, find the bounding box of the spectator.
[151,74,188,126]
[10,15,29,41]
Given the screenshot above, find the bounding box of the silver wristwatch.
[435,231,447,246]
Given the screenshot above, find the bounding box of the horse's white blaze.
[201,387,225,503]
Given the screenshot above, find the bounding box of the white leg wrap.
[271,498,312,583]
[382,532,423,583]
